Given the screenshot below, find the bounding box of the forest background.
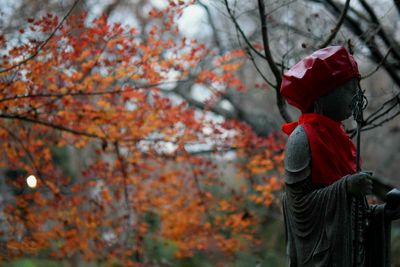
[1,0,400,266]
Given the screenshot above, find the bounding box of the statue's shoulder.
[284,125,311,184]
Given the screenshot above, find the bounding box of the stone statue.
[280,46,400,267]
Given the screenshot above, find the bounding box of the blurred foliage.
[0,259,67,267]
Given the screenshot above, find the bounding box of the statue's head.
[280,46,360,120]
[314,78,358,121]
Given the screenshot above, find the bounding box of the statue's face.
[315,78,358,121]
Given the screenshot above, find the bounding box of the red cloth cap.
[280,46,360,113]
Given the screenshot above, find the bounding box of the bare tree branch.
[362,110,400,131]
[358,0,400,61]
[0,113,102,139]
[368,98,398,124]
[361,48,392,79]
[198,0,225,53]
[188,162,215,227]
[364,93,400,123]
[166,79,238,119]
[113,141,138,249]
[114,142,131,213]
[395,0,400,14]
[231,22,276,87]
[0,80,188,103]
[244,47,275,87]
[319,0,350,48]
[257,0,281,82]
[223,0,267,60]
[310,0,400,88]
[274,22,323,41]
[349,93,400,137]
[257,0,291,122]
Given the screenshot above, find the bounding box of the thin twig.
[257,0,291,122]
[364,93,399,122]
[113,142,134,245]
[188,161,215,228]
[0,80,188,103]
[361,48,392,79]
[0,125,44,184]
[319,0,350,48]
[198,0,224,52]
[223,0,267,60]
[0,112,240,156]
[244,47,275,88]
[359,0,400,61]
[257,0,281,83]
[365,96,399,125]
[395,0,400,15]
[362,110,400,131]
[314,0,400,86]
[266,0,297,16]
[0,113,101,138]
[233,23,275,87]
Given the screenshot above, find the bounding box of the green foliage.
[50,146,76,179]
[0,259,66,267]
[144,235,178,261]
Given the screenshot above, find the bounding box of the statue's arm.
[382,188,400,220]
[284,125,311,185]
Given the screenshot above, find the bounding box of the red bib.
[282,113,357,186]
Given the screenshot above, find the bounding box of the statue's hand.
[385,188,400,221]
[346,172,372,197]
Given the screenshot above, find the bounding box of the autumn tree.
[3,0,399,265]
[0,0,286,266]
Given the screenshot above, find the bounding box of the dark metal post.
[352,82,368,267]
